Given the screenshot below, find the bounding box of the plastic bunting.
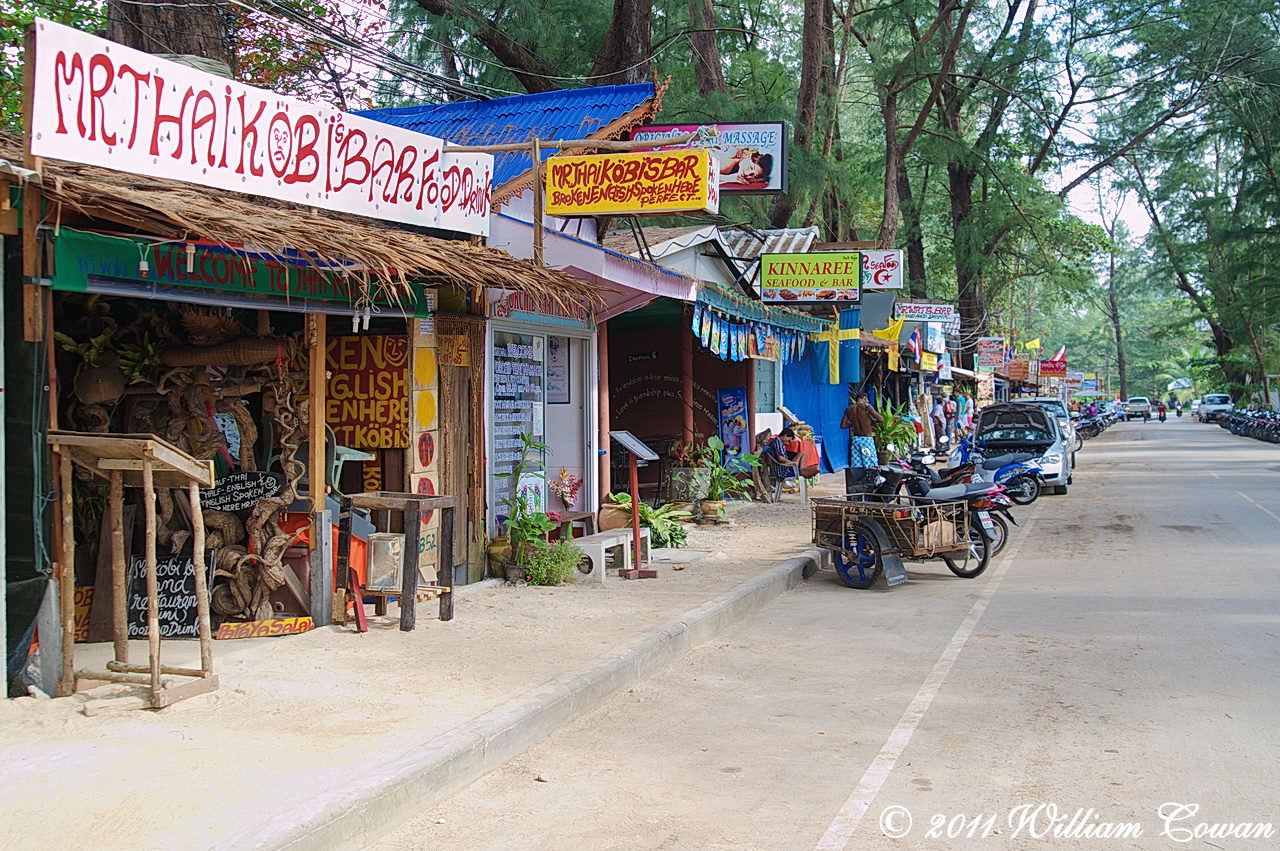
[687,305,812,364]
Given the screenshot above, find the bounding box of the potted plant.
[698,435,759,520]
[493,432,552,582]
[664,438,714,504]
[524,539,585,586]
[604,493,693,548]
[872,400,920,462]
[55,328,126,405]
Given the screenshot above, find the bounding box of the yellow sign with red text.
[545,149,719,216]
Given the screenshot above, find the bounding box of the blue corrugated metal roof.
[357,84,656,188]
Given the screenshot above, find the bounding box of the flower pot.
[504,563,527,585]
[486,536,512,578]
[697,499,726,521]
[74,363,126,405]
[668,501,697,521]
[598,503,631,532]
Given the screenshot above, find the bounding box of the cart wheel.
[834,521,883,589]
[942,518,992,578]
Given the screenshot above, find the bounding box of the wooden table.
[552,510,597,541]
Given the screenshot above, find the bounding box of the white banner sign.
[860,249,904,290]
[29,18,492,235]
[894,301,959,322]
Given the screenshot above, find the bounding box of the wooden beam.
[109,471,128,664]
[21,24,43,343]
[443,132,696,154]
[140,455,162,705]
[531,138,544,266]
[187,482,213,676]
[57,454,75,697]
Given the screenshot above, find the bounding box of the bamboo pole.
[109,471,128,664]
[531,138,544,266]
[308,313,328,618]
[21,24,44,344]
[187,482,213,677]
[141,454,161,704]
[57,452,75,697]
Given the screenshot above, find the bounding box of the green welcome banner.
[52,229,431,316]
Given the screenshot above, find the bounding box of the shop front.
[486,290,597,535]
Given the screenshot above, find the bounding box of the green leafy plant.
[54,329,116,367]
[605,493,693,548]
[703,435,760,501]
[117,334,163,385]
[524,539,584,586]
[493,432,553,565]
[872,400,919,459]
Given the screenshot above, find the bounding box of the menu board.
[127,551,215,638]
[491,332,545,519]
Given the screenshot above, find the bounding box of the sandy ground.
[0,482,829,849]
[374,417,1280,850]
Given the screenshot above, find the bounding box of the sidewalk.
[0,482,835,850]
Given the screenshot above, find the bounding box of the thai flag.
[906,326,922,360]
[1049,345,1066,363]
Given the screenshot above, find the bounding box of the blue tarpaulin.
[783,351,853,473]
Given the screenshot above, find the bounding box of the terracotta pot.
[698,499,726,520]
[668,501,697,521]
[486,536,512,578]
[598,503,631,532]
[74,364,126,405]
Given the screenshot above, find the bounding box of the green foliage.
[702,435,759,501]
[523,539,582,586]
[54,328,114,367]
[605,493,692,548]
[1,0,105,133]
[872,400,918,459]
[494,432,552,564]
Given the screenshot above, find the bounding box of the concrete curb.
[223,548,826,850]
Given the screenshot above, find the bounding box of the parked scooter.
[867,462,1015,558]
[943,437,1046,505]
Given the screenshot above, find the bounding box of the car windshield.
[1205,395,1230,405]
[1129,398,1149,404]
[1029,400,1067,417]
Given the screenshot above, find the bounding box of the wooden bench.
[571,527,651,585]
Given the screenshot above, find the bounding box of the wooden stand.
[48,432,218,709]
[341,492,457,631]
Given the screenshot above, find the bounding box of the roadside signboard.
[860,250,904,290]
[894,302,959,322]
[1065,370,1084,388]
[1040,360,1068,378]
[543,149,719,216]
[30,18,493,235]
[976,337,1004,372]
[758,252,861,304]
[630,122,787,193]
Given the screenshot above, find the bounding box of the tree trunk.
[1104,248,1128,398]
[949,161,986,367]
[769,0,825,227]
[897,163,926,297]
[413,0,561,93]
[688,0,726,95]
[591,0,655,85]
[109,0,230,66]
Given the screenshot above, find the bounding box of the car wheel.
[1056,484,1069,495]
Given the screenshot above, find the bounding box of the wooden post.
[21,24,44,344]
[531,138,544,266]
[57,452,75,696]
[438,505,455,622]
[628,454,642,569]
[141,455,162,704]
[109,471,128,664]
[187,482,213,677]
[307,313,328,616]
[399,502,420,632]
[745,358,757,445]
[597,321,611,497]
[681,328,695,442]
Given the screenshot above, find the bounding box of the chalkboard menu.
[200,471,284,512]
[490,331,545,518]
[127,551,215,639]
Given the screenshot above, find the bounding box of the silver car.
[1024,396,1080,453]
[974,403,1074,495]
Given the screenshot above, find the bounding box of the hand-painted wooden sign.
[326,335,409,449]
[199,471,284,512]
[216,616,315,640]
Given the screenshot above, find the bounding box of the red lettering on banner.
[53,51,86,136]
[149,76,196,160]
[417,148,441,211]
[87,53,114,144]
[336,128,370,192]
[288,114,320,184]
[236,93,267,177]
[369,137,396,202]
[189,89,218,165]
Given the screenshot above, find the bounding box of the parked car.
[1126,396,1152,420]
[1198,393,1233,423]
[973,403,1073,494]
[1024,396,1079,453]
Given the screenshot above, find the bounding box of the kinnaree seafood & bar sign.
[29,18,493,235]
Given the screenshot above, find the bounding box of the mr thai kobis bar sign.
[29,18,493,235]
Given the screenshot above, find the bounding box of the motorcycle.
[870,462,1016,559]
[942,437,1045,505]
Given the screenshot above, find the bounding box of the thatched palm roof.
[1,135,605,310]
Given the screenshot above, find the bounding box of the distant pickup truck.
[1197,393,1233,422]
[1126,397,1152,419]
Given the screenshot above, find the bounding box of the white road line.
[1239,491,1280,524]
[813,505,1042,851]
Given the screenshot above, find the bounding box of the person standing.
[841,391,883,492]
[930,395,947,447]
[954,391,969,437]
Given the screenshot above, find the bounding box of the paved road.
[374,417,1280,850]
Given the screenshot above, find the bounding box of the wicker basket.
[812,495,968,558]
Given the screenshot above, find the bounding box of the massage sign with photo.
[630,122,788,193]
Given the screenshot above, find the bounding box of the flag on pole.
[906,326,922,360]
[808,308,861,385]
[1049,345,1066,363]
[1024,338,1041,351]
[871,316,905,344]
